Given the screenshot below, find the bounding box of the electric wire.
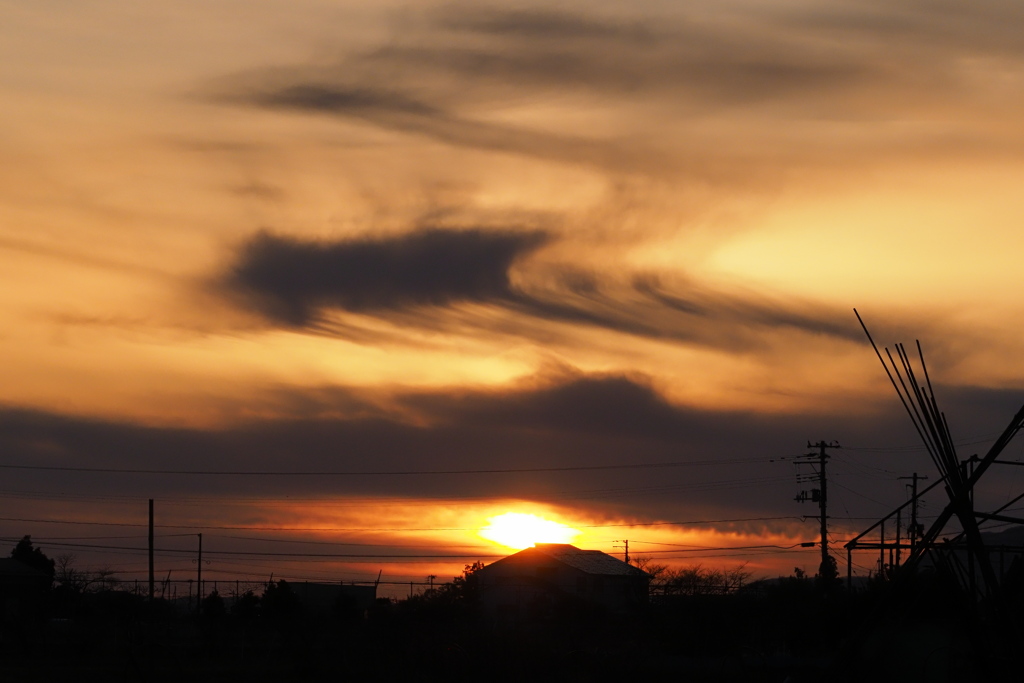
[0,456,771,477]
[0,514,805,532]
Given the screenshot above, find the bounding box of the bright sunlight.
[479,512,581,550]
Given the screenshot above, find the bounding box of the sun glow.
[479,512,581,550]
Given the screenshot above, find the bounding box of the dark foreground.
[2,577,1019,682]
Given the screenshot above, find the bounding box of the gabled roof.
[489,544,649,577]
[533,544,648,576]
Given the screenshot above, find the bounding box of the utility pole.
[795,441,839,578]
[894,509,901,569]
[148,499,154,602]
[899,472,928,552]
[196,533,203,615]
[961,455,980,507]
[613,540,630,564]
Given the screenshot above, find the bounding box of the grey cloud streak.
[224,6,871,169]
[402,6,873,105]
[210,2,1024,189]
[243,82,650,173]
[221,229,870,349]
[236,2,1024,113]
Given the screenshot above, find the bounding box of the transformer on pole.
[795,441,840,579]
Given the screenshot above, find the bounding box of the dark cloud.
[253,85,440,118]
[6,374,1022,586]
[401,374,698,441]
[3,374,1022,523]
[225,228,546,325]
[219,229,906,352]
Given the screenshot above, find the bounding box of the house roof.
[0,558,49,578]
[489,544,649,577]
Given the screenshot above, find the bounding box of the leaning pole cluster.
[847,309,1024,607]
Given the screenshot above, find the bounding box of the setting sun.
[479,512,581,550]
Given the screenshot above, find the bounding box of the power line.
[645,548,813,560]
[0,514,804,532]
[619,543,811,554]
[842,434,999,453]
[580,516,803,528]
[0,457,770,477]
[0,474,794,508]
[213,534,494,549]
[831,479,890,507]
[11,539,505,559]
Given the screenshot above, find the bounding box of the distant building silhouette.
[290,581,377,617]
[476,544,649,619]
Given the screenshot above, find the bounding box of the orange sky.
[3,0,1024,590]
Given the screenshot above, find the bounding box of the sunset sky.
[4,0,1024,595]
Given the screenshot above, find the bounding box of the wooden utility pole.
[196,533,203,615]
[895,509,902,568]
[816,442,830,572]
[899,473,928,553]
[795,441,839,578]
[148,499,154,602]
[614,540,630,564]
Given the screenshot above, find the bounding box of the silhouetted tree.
[816,555,841,593]
[658,563,751,596]
[11,535,54,585]
[441,561,484,605]
[54,553,117,593]
[407,561,485,618]
[232,589,260,620]
[202,589,227,619]
[261,580,302,620]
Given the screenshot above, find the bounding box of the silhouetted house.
[0,558,51,619]
[476,544,650,618]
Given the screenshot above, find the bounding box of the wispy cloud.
[211,2,1024,187]
[236,81,655,173]
[219,228,870,349]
